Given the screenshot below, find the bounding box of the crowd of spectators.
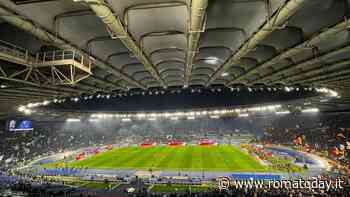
[1,113,350,196]
[261,113,350,150]
[260,113,350,175]
[0,126,114,171]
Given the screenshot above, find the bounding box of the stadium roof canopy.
[1,0,350,118]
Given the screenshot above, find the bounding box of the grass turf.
[46,145,268,172]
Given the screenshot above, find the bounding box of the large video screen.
[7,119,34,132]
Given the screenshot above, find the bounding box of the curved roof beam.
[229,66,246,75]
[193,67,215,72]
[160,67,184,74]
[154,57,185,65]
[131,70,152,78]
[156,59,185,66]
[121,62,145,72]
[149,48,185,57]
[164,74,185,79]
[232,19,350,85]
[190,78,206,83]
[205,27,247,40]
[314,72,350,87]
[280,60,350,84]
[191,73,210,79]
[79,0,166,88]
[162,74,184,80]
[139,76,157,84]
[86,36,113,52]
[185,0,209,86]
[264,44,350,84]
[139,30,185,48]
[295,61,350,85]
[197,46,234,54]
[149,48,185,62]
[160,68,184,75]
[206,0,307,86]
[193,65,219,72]
[166,79,184,84]
[321,75,350,85]
[105,51,135,62]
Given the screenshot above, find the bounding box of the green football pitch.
[54,145,268,172]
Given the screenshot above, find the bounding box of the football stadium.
[0,0,350,197]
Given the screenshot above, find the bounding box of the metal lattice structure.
[0,40,92,86]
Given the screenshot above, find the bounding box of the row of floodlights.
[16,86,336,115]
[60,87,338,100]
[89,104,282,119]
[52,87,332,103]
[54,87,338,104]
[65,108,319,123]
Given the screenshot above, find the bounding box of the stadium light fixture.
[315,87,338,97]
[221,72,229,77]
[201,111,208,115]
[66,118,80,122]
[301,108,319,113]
[24,109,31,115]
[275,111,290,115]
[187,116,195,120]
[205,57,221,65]
[210,115,220,119]
[136,113,146,119]
[42,100,50,105]
[238,113,249,117]
[320,99,328,102]
[284,87,291,92]
[121,118,131,122]
[328,89,338,97]
[18,106,26,112]
[213,110,220,114]
[148,117,157,121]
